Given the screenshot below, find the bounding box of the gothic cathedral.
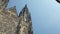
[0,0,33,34]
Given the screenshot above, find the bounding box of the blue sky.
[7,0,60,34]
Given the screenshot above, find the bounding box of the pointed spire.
[23,4,28,13]
[23,4,29,14]
[18,4,33,34]
[24,4,27,9]
[19,4,29,17]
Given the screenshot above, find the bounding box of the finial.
[24,4,27,9]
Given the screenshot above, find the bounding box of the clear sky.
[7,0,60,34]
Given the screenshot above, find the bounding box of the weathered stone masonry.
[0,0,33,34]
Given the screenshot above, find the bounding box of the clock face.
[56,0,60,3]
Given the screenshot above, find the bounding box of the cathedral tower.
[16,5,33,34]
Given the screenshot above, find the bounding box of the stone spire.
[19,4,29,17]
[16,5,33,34]
[0,0,9,11]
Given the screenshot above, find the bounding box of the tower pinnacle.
[17,4,33,34]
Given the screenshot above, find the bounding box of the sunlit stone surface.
[0,0,18,34]
[18,5,33,34]
[0,0,33,34]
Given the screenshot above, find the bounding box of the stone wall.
[18,5,33,34]
[0,1,33,33]
[0,6,19,34]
